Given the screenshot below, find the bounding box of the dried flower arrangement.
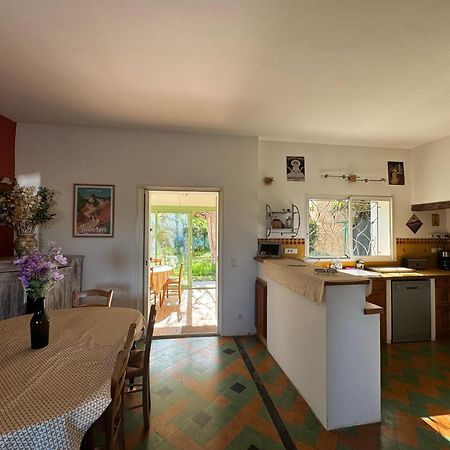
[0,182,57,234]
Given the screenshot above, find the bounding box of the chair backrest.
[143,304,157,372]
[72,289,114,308]
[149,257,162,265]
[124,323,137,353]
[106,349,129,450]
[177,263,184,282]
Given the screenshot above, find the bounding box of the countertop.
[368,269,450,280]
[256,258,369,305]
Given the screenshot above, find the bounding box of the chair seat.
[166,277,179,284]
[126,365,143,379]
[128,350,145,369]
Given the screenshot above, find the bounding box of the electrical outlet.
[237,314,243,319]
[285,248,298,254]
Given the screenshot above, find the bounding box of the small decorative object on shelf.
[14,243,67,349]
[0,181,57,256]
[262,176,275,185]
[265,203,300,237]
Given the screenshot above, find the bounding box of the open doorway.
[145,190,219,337]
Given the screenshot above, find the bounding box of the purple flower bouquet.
[14,243,67,300]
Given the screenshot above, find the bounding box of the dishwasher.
[392,280,431,343]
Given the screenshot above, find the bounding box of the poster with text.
[73,184,114,237]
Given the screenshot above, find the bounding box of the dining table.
[0,306,145,450]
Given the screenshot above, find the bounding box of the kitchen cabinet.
[435,276,450,339]
[255,278,267,345]
[366,278,386,342]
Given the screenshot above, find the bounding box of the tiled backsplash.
[257,237,447,267]
[396,238,446,268]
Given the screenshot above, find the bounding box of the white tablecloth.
[0,307,145,449]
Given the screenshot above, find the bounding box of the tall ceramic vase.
[30,297,50,349]
[14,233,38,256]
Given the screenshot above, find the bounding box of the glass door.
[151,212,189,285]
[191,211,217,288]
[151,209,217,288]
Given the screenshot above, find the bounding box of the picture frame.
[73,184,115,237]
[286,156,305,181]
[387,161,405,185]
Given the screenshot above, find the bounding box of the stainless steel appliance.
[438,251,450,270]
[392,280,431,343]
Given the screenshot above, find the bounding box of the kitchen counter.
[256,259,380,430]
[256,258,369,304]
[372,269,450,279]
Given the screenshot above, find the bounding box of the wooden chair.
[149,257,162,265]
[81,324,136,450]
[72,289,114,308]
[125,304,157,429]
[124,322,137,353]
[162,263,183,306]
[81,350,130,450]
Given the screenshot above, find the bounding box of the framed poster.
[286,156,305,181]
[73,184,114,237]
[387,161,405,185]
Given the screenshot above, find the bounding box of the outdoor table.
[150,264,173,295]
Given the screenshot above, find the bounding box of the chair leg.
[118,418,126,450]
[143,375,151,429]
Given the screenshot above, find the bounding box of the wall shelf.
[265,203,300,237]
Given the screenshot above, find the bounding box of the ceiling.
[1,0,449,148]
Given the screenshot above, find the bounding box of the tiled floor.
[121,337,450,449]
[154,288,217,337]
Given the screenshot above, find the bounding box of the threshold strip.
[234,337,296,450]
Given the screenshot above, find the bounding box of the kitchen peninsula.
[256,258,381,430]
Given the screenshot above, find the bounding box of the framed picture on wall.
[387,161,405,185]
[73,184,115,237]
[286,156,305,181]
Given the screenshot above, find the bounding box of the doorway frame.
[136,185,223,336]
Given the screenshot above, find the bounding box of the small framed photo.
[406,214,423,234]
[286,156,305,181]
[387,161,405,185]
[73,184,115,237]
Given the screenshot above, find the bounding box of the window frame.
[306,195,394,261]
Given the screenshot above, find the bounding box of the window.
[307,196,393,259]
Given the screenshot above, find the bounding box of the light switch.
[231,257,238,267]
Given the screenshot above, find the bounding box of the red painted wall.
[0,114,16,257]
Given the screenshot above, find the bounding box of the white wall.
[15,125,258,336]
[410,135,450,205]
[258,140,442,243]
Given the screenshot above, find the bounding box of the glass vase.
[30,297,50,349]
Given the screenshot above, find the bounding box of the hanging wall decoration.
[286,156,305,181]
[387,161,405,185]
[73,184,115,237]
[406,214,423,234]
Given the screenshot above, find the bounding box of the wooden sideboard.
[0,256,84,320]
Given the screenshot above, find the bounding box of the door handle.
[406,286,418,289]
